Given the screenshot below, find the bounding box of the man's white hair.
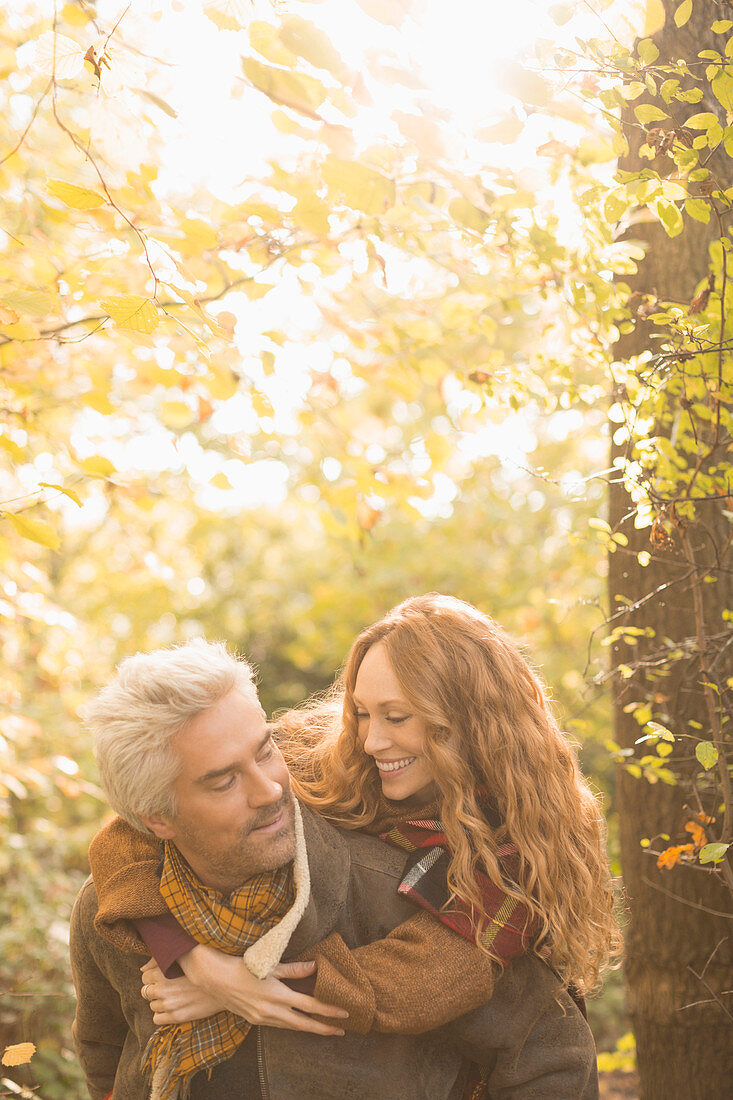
[83,639,260,834]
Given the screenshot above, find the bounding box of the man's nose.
[247,768,283,808]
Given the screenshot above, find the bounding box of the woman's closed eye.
[355,710,410,724]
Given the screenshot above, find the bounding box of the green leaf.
[695,741,719,770]
[674,0,692,28]
[604,191,628,222]
[646,721,675,742]
[685,198,711,223]
[100,296,159,334]
[656,199,684,236]
[712,71,733,113]
[47,179,106,210]
[635,104,668,123]
[621,82,646,100]
[685,112,722,129]
[699,842,730,864]
[637,39,660,65]
[6,512,60,550]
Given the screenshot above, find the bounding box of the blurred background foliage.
[6,0,720,1092]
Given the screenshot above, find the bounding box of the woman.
[90,594,620,1069]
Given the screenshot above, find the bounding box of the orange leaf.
[2,1041,36,1066]
[657,844,694,870]
[685,821,708,848]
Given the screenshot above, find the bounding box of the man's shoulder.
[73,875,99,925]
[299,803,405,881]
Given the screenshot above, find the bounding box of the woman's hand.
[140,960,221,1026]
[141,946,348,1036]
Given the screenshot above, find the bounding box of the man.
[71,639,599,1099]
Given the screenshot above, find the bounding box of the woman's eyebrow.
[353,697,408,708]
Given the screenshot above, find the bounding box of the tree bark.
[610,3,733,1097]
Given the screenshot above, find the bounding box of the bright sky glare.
[27,0,641,515]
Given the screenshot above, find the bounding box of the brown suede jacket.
[88,796,502,1034]
[72,804,599,1100]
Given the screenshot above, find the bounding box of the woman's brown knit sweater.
[88,803,499,1036]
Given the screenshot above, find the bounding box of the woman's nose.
[362,719,391,756]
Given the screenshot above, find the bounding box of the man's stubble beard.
[176,795,296,890]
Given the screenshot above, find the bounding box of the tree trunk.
[610,3,733,1097]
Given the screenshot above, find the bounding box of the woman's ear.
[140,813,176,840]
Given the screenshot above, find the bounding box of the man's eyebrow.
[196,731,272,784]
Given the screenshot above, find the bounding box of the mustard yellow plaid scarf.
[145,840,294,1100]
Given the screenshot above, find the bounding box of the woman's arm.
[304,910,497,1034]
[139,947,348,1036]
[138,910,497,1037]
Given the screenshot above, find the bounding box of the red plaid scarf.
[379,801,539,1100]
[380,811,538,964]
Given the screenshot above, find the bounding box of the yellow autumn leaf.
[674,0,692,28]
[100,296,159,334]
[206,364,240,401]
[33,31,85,79]
[210,471,232,490]
[249,21,296,66]
[2,288,57,317]
[47,179,106,210]
[500,62,551,108]
[242,281,275,300]
[279,16,348,79]
[0,303,20,325]
[204,0,251,32]
[2,1041,37,1066]
[0,434,25,461]
[39,481,82,506]
[79,456,115,478]
[6,513,60,551]
[322,157,395,216]
[644,0,666,35]
[242,57,326,118]
[478,111,523,145]
[160,400,195,428]
[62,2,91,26]
[449,198,491,234]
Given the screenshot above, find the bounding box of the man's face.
[144,689,295,893]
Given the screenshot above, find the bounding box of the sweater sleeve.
[88,817,167,953]
[307,910,496,1035]
[135,914,197,978]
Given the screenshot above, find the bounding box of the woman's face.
[353,642,435,802]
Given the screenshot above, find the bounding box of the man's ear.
[140,813,176,840]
